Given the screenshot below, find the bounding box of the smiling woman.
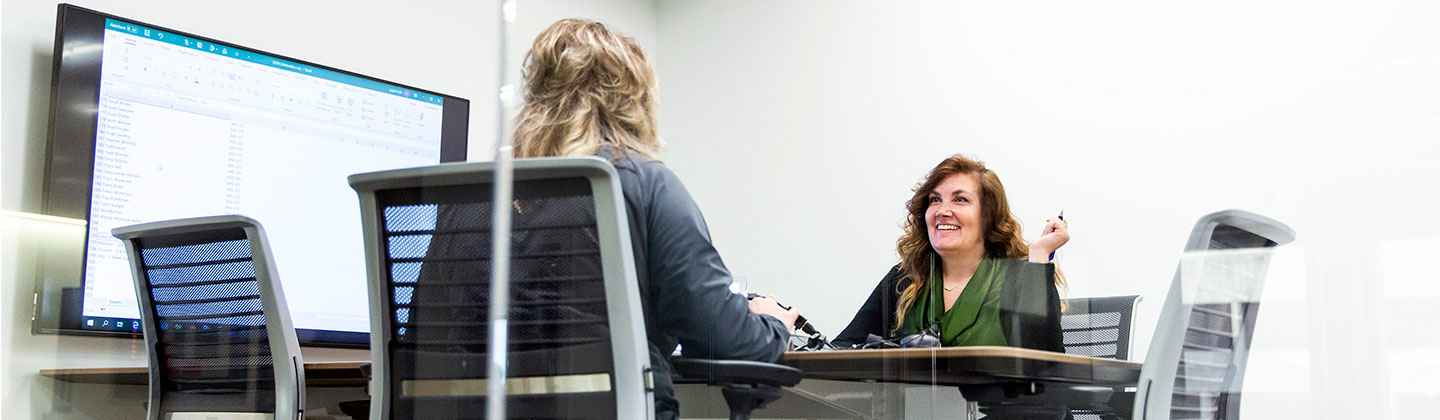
[832,155,1068,350]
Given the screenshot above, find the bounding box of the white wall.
[654,0,1440,418]
[1,0,499,417]
[511,0,658,82]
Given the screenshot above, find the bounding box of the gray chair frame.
[113,215,305,420]
[1131,209,1296,420]
[350,157,653,420]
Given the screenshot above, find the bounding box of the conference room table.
[42,346,1140,419]
[682,346,1143,419]
[39,361,371,387]
[779,346,1140,386]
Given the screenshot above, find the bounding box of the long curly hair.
[893,155,1067,330]
[514,19,664,160]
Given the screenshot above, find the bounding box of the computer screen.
[36,4,470,345]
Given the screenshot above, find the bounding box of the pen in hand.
[1048,210,1064,261]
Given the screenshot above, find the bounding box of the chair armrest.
[670,358,802,388]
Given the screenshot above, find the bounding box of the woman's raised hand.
[1029,216,1070,263]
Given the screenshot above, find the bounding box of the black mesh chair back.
[350,157,652,420]
[1059,295,1142,420]
[113,215,304,420]
[1061,295,1143,360]
[1134,210,1295,420]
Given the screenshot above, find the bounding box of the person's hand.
[748,295,800,330]
[1029,216,1070,263]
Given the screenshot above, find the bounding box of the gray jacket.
[600,148,791,418]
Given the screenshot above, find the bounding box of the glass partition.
[7,1,1440,420]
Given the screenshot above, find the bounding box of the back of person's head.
[515,19,664,160]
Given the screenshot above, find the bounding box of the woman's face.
[924,173,986,259]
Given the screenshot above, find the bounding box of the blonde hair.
[514,19,664,160]
[893,155,1067,331]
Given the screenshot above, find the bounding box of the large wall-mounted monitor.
[35,4,470,346]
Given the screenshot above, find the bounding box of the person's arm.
[643,165,791,362]
[998,261,1064,352]
[1028,216,1069,263]
[833,265,903,348]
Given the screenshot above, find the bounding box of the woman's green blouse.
[898,257,1059,348]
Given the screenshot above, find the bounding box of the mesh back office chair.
[113,215,305,420]
[1060,295,1142,420]
[350,157,800,420]
[1132,209,1295,420]
[1061,295,1143,361]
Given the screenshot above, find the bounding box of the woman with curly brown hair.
[833,155,1068,350]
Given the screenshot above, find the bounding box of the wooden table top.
[777,346,1142,387]
[782,346,1139,367]
[39,361,371,387]
[40,346,1142,388]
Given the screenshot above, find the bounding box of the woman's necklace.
[943,276,972,292]
[941,259,979,292]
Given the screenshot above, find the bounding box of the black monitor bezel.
[34,3,470,347]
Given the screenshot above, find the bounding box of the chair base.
[959,383,1129,420]
[165,413,276,420]
[337,399,369,420]
[721,383,783,420]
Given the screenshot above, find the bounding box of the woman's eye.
[928,196,941,204]
[955,196,969,203]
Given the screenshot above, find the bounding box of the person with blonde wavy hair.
[514,19,800,419]
[833,155,1068,350]
[514,19,663,161]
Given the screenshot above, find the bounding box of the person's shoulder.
[626,156,686,200]
[628,152,676,181]
[601,147,672,180]
[880,264,910,289]
[883,264,904,281]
